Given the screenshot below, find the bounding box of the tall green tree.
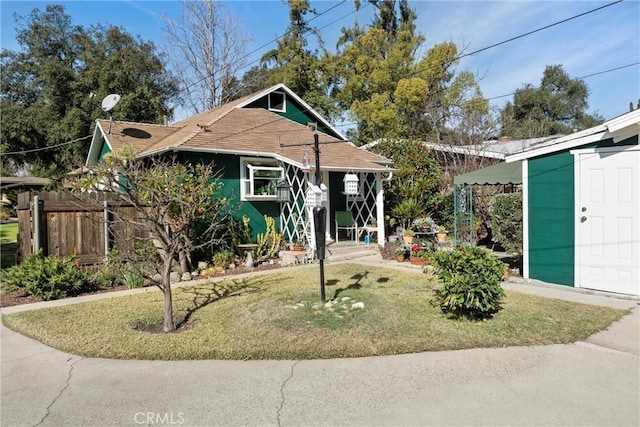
[334,0,488,145]
[370,138,442,227]
[259,0,338,120]
[500,64,603,138]
[0,5,178,178]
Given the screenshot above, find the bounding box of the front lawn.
[0,222,18,269]
[2,263,626,360]
[0,222,18,241]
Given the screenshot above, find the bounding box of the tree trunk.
[162,260,175,332]
[162,287,175,332]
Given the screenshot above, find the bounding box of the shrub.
[429,245,506,320]
[123,270,144,289]
[254,216,281,262]
[1,250,93,300]
[491,193,523,255]
[213,249,235,268]
[379,241,402,260]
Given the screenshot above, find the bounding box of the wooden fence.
[16,191,149,265]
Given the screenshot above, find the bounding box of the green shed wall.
[526,135,637,286]
[528,151,575,286]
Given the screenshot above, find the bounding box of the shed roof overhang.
[453,161,522,185]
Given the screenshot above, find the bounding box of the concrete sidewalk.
[2,257,639,426]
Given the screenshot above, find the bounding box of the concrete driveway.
[1,266,638,427]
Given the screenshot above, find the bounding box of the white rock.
[351,302,365,309]
[197,261,208,270]
[151,274,163,283]
[181,272,191,282]
[169,272,181,283]
[341,297,351,302]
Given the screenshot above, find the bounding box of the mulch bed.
[1,261,286,309]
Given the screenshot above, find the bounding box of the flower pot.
[396,254,405,262]
[291,246,305,252]
[502,265,510,280]
[402,235,414,245]
[410,256,429,266]
[436,232,447,243]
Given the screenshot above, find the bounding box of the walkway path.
[2,256,638,426]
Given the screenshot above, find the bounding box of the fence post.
[103,200,109,257]
[33,194,40,252]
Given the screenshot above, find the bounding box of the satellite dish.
[101,94,121,112]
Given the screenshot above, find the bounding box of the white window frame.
[268,91,286,113]
[240,157,284,201]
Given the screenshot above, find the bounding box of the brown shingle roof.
[98,92,392,172]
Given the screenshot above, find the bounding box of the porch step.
[325,241,379,262]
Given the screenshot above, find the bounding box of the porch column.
[375,173,385,245]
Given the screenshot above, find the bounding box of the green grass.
[0,222,18,242]
[0,242,17,269]
[2,263,626,360]
[0,223,18,269]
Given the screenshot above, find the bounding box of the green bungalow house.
[85,84,394,252]
[503,108,639,296]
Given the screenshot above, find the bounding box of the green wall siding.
[177,152,280,239]
[246,96,336,137]
[528,151,575,286]
[99,139,111,159]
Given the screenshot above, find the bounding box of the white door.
[576,149,640,296]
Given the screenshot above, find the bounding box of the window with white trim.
[240,158,284,201]
[268,91,286,112]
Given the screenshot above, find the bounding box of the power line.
[486,62,640,101]
[412,0,625,80]
[177,1,351,98]
[1,135,93,156]
[464,0,623,58]
[158,0,631,143]
[11,1,626,154]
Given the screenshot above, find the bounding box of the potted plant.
[412,216,434,232]
[402,229,414,245]
[409,244,431,266]
[436,226,447,243]
[291,239,305,251]
[395,247,407,262]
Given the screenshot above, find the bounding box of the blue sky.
[1,0,638,124]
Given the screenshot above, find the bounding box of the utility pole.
[311,126,327,303]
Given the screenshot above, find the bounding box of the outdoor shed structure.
[505,109,640,296]
[85,84,394,253]
[452,161,523,245]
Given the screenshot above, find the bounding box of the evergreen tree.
[0,5,178,178]
[500,64,603,138]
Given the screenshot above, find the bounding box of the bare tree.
[162,0,252,114]
[75,147,231,332]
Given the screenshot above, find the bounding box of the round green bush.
[429,245,506,320]
[1,250,93,300]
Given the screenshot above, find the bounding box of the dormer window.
[268,91,286,112]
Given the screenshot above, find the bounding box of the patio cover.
[453,161,522,185]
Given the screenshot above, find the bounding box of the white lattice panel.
[280,162,311,246]
[347,172,379,227]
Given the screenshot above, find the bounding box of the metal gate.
[454,184,474,245]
